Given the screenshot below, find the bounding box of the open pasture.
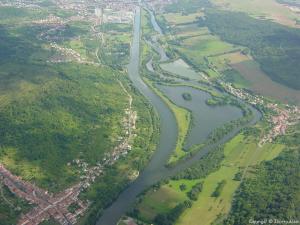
[211,0,300,28]
[176,134,284,225]
[164,11,204,25]
[136,184,189,221]
[174,25,209,38]
[232,60,300,105]
[208,51,250,71]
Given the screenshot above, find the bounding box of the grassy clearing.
[222,69,251,89]
[175,25,209,37]
[207,51,250,72]
[176,134,284,225]
[164,12,203,25]
[136,179,200,221]
[179,35,237,58]
[137,185,187,221]
[98,24,132,68]
[170,29,238,78]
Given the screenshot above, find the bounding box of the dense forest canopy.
[198,10,300,90]
[225,149,300,225]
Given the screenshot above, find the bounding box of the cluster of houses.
[72,81,138,188]
[48,42,99,65]
[221,81,300,146]
[0,0,42,9]
[145,0,175,11]
[99,7,134,24]
[0,75,138,225]
[0,80,138,225]
[221,81,265,106]
[48,42,83,63]
[0,164,89,225]
[259,104,300,146]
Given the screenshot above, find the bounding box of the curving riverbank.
[96,6,261,225]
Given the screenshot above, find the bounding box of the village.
[221,81,300,146]
[0,77,137,225]
[0,1,139,224]
[0,0,299,225]
[0,164,88,225]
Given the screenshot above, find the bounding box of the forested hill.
[198,10,300,90]
[224,132,300,225]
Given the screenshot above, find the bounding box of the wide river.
[96,6,261,225]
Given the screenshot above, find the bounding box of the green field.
[211,0,300,28]
[164,12,204,25]
[144,79,191,163]
[222,69,251,89]
[200,10,300,90]
[134,127,286,225]
[162,20,239,78]
[135,179,200,222]
[231,60,300,105]
[176,133,284,225]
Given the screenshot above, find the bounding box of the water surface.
[96,6,261,225]
[158,85,243,149]
[161,59,202,80]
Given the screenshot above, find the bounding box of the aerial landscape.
[0,0,299,225]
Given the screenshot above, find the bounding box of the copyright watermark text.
[249,219,299,224]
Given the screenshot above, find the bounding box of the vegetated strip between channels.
[96,5,261,225]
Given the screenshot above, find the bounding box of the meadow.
[176,133,284,225]
[231,60,300,105]
[160,12,240,78]
[144,79,191,164]
[133,1,300,225]
[211,0,300,28]
[225,125,300,225]
[163,12,203,25]
[200,10,300,90]
[161,6,300,104]
[134,123,286,225]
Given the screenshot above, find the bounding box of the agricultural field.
[160,3,300,104]
[163,11,203,25]
[180,35,236,57]
[1,0,300,225]
[176,133,284,225]
[211,0,300,28]
[200,10,300,91]
[231,60,300,105]
[135,181,191,222]
[159,11,241,78]
[134,125,286,225]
